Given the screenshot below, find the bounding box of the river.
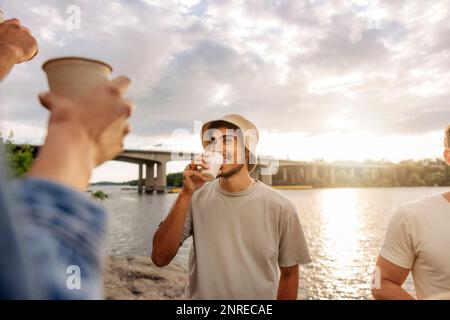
[90,185,450,300]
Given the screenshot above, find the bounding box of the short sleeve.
[380,206,415,269]
[278,204,312,267]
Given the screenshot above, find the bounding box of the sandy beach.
[104,256,187,300]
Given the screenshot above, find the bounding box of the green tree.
[167,172,183,187]
[424,170,446,186]
[406,173,426,186]
[1,131,34,177]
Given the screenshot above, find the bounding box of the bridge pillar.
[299,167,304,182]
[156,162,167,193]
[296,167,302,185]
[289,167,295,185]
[287,167,292,184]
[330,167,336,184]
[371,169,377,180]
[260,173,272,186]
[255,164,273,186]
[312,165,318,181]
[306,165,318,184]
[283,167,288,184]
[145,163,155,193]
[304,166,310,183]
[138,163,144,193]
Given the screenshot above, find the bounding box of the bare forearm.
[27,122,96,192]
[152,192,192,266]
[0,44,17,80]
[372,280,415,300]
[277,273,299,300]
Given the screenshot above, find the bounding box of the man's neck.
[219,168,254,193]
[443,192,450,203]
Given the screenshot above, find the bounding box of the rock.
[104,255,187,300]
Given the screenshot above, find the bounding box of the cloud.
[0,0,448,165]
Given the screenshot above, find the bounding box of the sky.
[0,0,449,182]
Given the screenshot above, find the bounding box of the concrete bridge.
[114,149,392,193]
[115,149,179,193]
[115,149,279,193]
[23,145,392,193]
[269,160,394,186]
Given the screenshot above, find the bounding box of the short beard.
[218,164,244,178]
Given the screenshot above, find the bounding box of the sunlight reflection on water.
[320,189,363,297]
[94,185,449,299]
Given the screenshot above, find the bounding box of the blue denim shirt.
[0,156,107,299]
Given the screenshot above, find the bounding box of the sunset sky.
[0,0,449,182]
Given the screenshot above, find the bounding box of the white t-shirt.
[179,179,311,300]
[380,194,450,299]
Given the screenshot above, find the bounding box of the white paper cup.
[201,151,223,181]
[42,57,112,100]
[0,9,5,23]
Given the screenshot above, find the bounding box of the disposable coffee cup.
[201,151,223,181]
[0,9,5,23]
[42,57,112,100]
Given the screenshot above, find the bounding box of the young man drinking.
[152,114,311,299]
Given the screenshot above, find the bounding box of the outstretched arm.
[7,78,134,299]
[0,15,134,300]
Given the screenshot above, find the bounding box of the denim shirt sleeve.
[12,177,108,299]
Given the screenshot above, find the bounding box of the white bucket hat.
[201,114,259,173]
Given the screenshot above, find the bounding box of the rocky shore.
[104,256,187,300]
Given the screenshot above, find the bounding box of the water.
[91,185,450,300]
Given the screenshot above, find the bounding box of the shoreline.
[90,184,450,192]
[104,255,187,300]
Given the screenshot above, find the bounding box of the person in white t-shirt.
[372,124,450,300]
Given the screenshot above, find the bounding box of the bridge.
[269,159,395,186]
[23,145,393,193]
[114,149,393,193]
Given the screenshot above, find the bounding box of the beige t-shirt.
[380,194,450,299]
[178,179,311,300]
